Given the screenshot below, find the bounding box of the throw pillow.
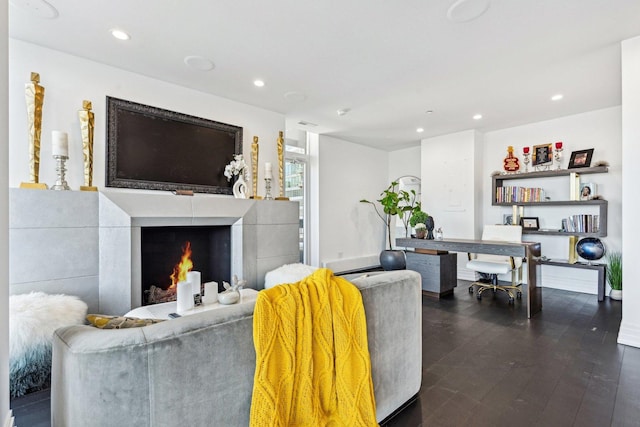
[264,263,318,289]
[10,291,88,397]
[86,314,165,329]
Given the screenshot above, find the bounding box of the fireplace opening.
[141,226,231,305]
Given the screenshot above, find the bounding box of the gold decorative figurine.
[21,72,48,189]
[251,136,262,199]
[275,131,289,200]
[78,100,97,191]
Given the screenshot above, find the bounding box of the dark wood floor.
[11,282,640,427]
[385,283,640,427]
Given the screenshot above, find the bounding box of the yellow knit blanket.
[250,268,378,426]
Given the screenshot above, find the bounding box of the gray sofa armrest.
[348,270,422,422]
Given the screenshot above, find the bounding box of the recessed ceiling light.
[184,56,215,71]
[284,91,307,102]
[254,80,265,87]
[10,0,59,19]
[337,108,351,116]
[110,28,130,41]
[425,110,434,114]
[551,94,564,101]
[447,0,491,23]
[473,114,483,120]
[417,128,425,133]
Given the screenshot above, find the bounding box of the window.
[285,138,309,263]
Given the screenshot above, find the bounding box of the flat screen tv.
[106,97,243,194]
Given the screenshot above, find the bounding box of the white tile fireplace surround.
[9,189,299,315]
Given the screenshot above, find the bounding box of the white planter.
[609,289,622,300]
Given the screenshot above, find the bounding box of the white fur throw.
[10,292,87,397]
[264,263,318,289]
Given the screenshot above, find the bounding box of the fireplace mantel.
[99,191,299,314]
[9,189,299,315]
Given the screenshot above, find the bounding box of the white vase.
[609,289,622,300]
[232,173,248,199]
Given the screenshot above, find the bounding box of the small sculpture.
[219,275,246,305]
[425,216,435,240]
[503,145,520,174]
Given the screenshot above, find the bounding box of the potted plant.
[414,223,427,239]
[607,251,622,300]
[410,210,429,237]
[361,181,418,270]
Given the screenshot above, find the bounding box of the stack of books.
[562,214,600,233]
[496,186,545,203]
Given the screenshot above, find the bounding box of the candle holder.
[554,146,563,170]
[51,155,71,191]
[522,150,530,173]
[264,177,273,200]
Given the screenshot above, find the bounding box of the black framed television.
[106,97,243,194]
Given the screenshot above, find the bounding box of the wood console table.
[397,237,542,318]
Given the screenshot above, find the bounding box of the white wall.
[421,130,482,280]
[388,146,421,183]
[1,1,9,422]
[619,36,640,348]
[482,107,622,294]
[9,40,285,194]
[316,135,388,271]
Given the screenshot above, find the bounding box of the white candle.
[202,281,218,305]
[52,131,68,157]
[176,280,193,313]
[264,162,272,178]
[187,271,201,296]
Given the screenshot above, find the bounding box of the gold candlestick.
[275,130,289,200]
[20,72,48,189]
[79,100,97,191]
[250,136,262,199]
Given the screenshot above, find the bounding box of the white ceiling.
[8,0,640,151]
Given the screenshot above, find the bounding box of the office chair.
[466,224,523,304]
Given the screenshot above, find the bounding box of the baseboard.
[3,411,15,427]
[618,320,640,348]
[456,266,477,281]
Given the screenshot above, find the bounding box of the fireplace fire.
[141,226,231,306]
[145,241,193,304]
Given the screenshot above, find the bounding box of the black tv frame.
[106,97,243,195]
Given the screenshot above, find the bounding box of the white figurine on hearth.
[219,275,246,305]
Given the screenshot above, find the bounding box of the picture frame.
[568,148,594,169]
[532,143,553,166]
[580,182,597,200]
[520,217,539,230]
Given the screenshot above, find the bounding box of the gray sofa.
[51,270,422,426]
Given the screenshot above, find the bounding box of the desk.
[397,237,542,318]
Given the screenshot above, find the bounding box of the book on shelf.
[496,186,545,203]
[561,214,599,233]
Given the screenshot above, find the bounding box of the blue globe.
[576,237,605,261]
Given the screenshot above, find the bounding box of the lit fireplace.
[145,241,194,304]
[141,226,231,306]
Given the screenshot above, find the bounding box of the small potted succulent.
[410,209,429,238]
[414,223,427,239]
